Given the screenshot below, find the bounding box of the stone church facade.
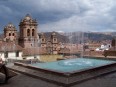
[4,23,17,42]
[39,32,58,54]
[18,14,39,48]
[3,14,59,54]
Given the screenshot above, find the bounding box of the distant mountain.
[109,32,116,36]
[0,31,115,44]
[84,32,114,41]
[39,32,69,43]
[64,32,115,44]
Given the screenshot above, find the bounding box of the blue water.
[31,58,116,73]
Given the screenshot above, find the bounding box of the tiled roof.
[0,42,22,52]
[23,47,47,56]
[58,47,70,54]
[59,47,79,54]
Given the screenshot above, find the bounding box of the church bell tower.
[4,23,17,42]
[18,14,38,48]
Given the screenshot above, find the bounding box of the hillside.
[0,32,115,44]
[64,32,115,44]
[39,32,69,43]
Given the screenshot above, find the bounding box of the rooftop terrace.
[1,71,116,87]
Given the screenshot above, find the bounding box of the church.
[0,14,65,61]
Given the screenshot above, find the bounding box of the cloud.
[39,0,116,32]
[0,0,116,32]
[39,16,97,32]
[0,5,13,20]
[39,9,115,32]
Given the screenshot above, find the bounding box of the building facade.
[4,23,17,42]
[39,32,59,54]
[3,14,60,55]
[18,14,39,48]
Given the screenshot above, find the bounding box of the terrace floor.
[0,70,116,87]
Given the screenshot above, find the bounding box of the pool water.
[31,58,116,73]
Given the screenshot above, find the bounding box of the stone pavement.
[0,73,58,87]
[0,71,116,87]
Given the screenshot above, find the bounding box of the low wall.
[103,51,116,57]
[83,51,103,56]
[8,62,116,87]
[39,55,63,62]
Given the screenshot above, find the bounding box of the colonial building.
[18,14,39,48]
[0,14,72,61]
[4,23,17,42]
[2,14,61,55]
[0,42,23,61]
[39,32,59,54]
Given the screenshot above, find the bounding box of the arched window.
[42,38,44,42]
[32,29,35,36]
[12,33,15,36]
[54,38,56,41]
[9,33,11,36]
[27,29,30,36]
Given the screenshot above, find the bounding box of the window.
[9,33,11,36]
[27,29,30,36]
[32,29,35,36]
[42,39,44,42]
[5,51,8,58]
[12,33,15,36]
[53,48,56,50]
[54,38,56,41]
[16,51,19,57]
[42,44,45,46]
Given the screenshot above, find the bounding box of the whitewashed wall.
[0,51,23,60]
[8,52,16,57]
[24,55,40,60]
[8,52,23,60]
[19,52,22,57]
[0,52,5,61]
[0,51,41,61]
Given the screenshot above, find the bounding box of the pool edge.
[7,61,116,86]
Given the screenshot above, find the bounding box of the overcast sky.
[0,0,116,32]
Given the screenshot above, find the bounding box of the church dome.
[52,32,56,35]
[20,14,37,25]
[4,23,16,31]
[23,14,32,21]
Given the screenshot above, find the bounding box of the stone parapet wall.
[8,62,116,87]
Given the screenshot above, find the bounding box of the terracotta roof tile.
[0,42,22,52]
[23,47,47,56]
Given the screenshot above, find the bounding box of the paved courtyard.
[0,71,116,87]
